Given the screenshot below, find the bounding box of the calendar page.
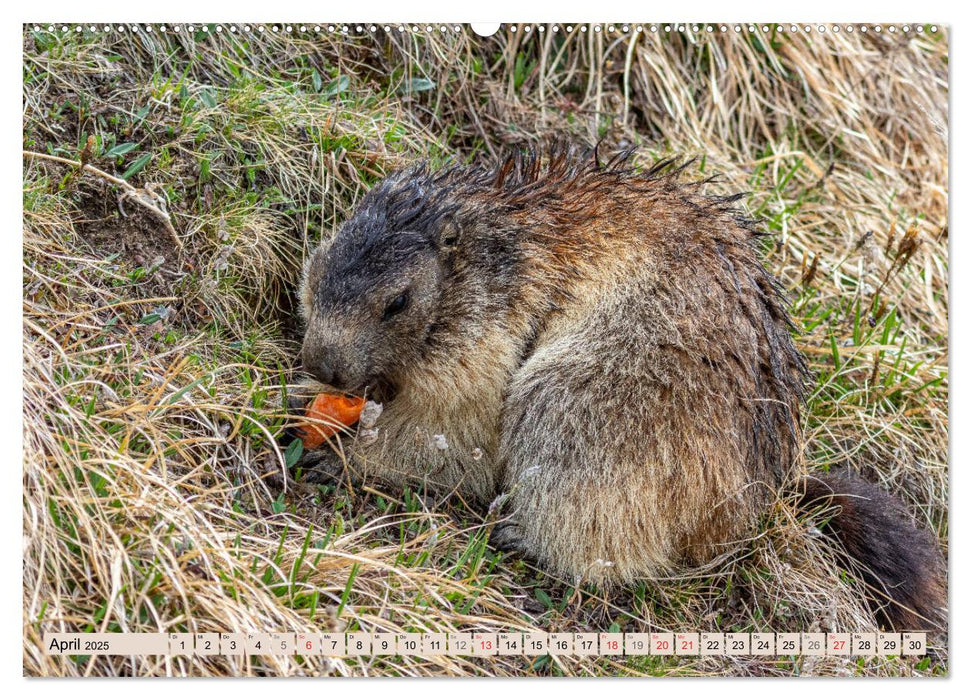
[22,16,949,679]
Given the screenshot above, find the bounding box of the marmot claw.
[489,520,524,554]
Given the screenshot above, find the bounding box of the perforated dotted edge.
[26,23,941,37]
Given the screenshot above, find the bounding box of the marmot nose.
[302,347,343,389]
[308,361,343,389]
[311,363,335,387]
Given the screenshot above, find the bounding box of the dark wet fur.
[798,471,946,631]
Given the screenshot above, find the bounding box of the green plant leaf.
[535,589,553,610]
[199,90,217,108]
[106,142,137,157]
[399,77,436,94]
[284,439,304,468]
[323,76,349,98]
[122,154,152,180]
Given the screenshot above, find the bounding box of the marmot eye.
[383,292,410,319]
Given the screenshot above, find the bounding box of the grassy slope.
[22,24,948,677]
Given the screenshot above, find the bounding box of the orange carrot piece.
[297,393,366,448]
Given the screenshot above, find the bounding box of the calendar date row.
[44,631,927,657]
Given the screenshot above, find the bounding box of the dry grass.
[22,24,947,677]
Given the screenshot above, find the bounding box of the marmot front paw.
[489,519,525,554]
[292,448,346,485]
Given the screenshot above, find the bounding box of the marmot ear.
[437,218,461,250]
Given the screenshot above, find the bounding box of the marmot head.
[298,165,485,400]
